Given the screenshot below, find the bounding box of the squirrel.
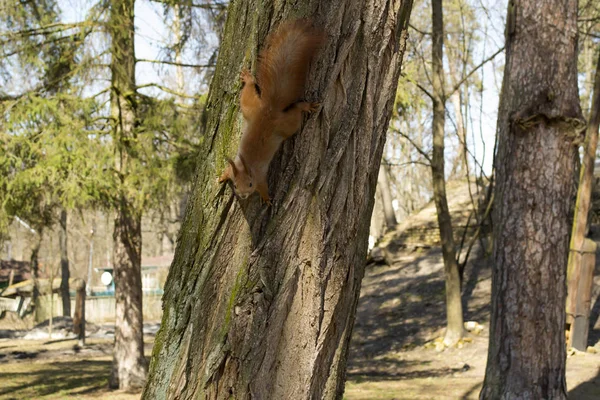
[218,19,324,204]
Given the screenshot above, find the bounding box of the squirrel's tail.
[257,20,324,111]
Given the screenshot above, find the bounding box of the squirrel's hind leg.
[240,69,262,121]
[276,102,320,138]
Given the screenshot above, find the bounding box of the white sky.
[59,0,502,175]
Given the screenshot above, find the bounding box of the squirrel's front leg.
[255,178,271,206]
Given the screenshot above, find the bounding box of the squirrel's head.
[227,156,254,199]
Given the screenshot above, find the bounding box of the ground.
[0,247,599,399]
[344,246,600,400]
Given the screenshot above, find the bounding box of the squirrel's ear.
[238,154,250,175]
[227,158,237,177]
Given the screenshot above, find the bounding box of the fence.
[35,293,163,323]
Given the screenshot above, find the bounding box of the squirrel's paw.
[240,69,253,83]
[300,102,320,113]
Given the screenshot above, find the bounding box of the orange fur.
[219,19,324,204]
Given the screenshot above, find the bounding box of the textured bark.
[431,0,463,346]
[479,1,583,399]
[59,209,71,317]
[143,0,413,399]
[566,50,600,323]
[110,202,146,389]
[378,164,398,230]
[108,0,147,389]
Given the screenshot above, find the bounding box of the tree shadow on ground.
[347,246,491,377]
[568,369,600,400]
[0,360,110,398]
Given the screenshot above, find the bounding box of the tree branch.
[136,58,216,68]
[401,72,435,101]
[136,83,200,99]
[446,46,505,98]
[389,126,432,163]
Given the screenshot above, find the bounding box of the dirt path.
[344,247,600,400]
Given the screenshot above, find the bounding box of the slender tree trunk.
[450,90,467,176]
[480,1,583,398]
[59,209,71,317]
[378,164,398,230]
[431,0,463,346]
[30,230,43,319]
[110,201,146,389]
[566,50,600,325]
[142,0,413,398]
[108,0,147,389]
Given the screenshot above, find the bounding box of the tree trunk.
[110,202,146,389]
[378,164,398,230]
[59,209,71,317]
[566,50,600,325]
[450,90,467,177]
[142,0,414,398]
[30,230,43,318]
[479,1,583,398]
[431,0,463,346]
[108,0,148,389]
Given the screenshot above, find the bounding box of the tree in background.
[1,0,216,390]
[480,0,583,397]
[142,0,414,397]
[382,0,504,346]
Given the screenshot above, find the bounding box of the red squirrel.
[218,20,324,204]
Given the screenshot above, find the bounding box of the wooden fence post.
[567,238,596,350]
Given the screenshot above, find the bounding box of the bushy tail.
[257,20,324,111]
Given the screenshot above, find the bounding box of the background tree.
[480,0,584,398]
[430,0,464,346]
[143,0,414,398]
[1,0,215,389]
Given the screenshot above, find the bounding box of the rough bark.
[566,50,600,323]
[378,164,398,230]
[110,202,146,389]
[431,0,463,346]
[479,1,583,399]
[143,0,413,399]
[108,0,147,389]
[59,209,71,317]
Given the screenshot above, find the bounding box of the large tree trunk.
[59,209,71,317]
[378,164,398,231]
[143,0,413,398]
[480,1,583,398]
[430,0,463,346]
[108,0,147,389]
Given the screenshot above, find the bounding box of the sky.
[59,0,502,175]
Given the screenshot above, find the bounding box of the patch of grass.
[0,357,140,400]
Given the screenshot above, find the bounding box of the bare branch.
[136,83,200,99]
[136,58,216,68]
[401,72,435,101]
[447,46,505,98]
[389,126,432,163]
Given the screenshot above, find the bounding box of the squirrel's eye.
[249,183,253,188]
